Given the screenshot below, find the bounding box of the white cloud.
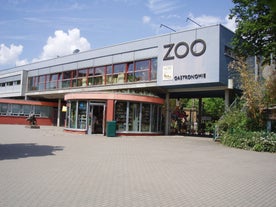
[142,16,151,24]
[0,43,23,65]
[184,13,237,32]
[35,28,91,61]
[16,59,29,66]
[224,15,237,32]
[147,0,179,14]
[186,13,220,28]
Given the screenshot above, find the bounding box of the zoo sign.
[163,39,206,61]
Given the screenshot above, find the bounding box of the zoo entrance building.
[0,24,236,135]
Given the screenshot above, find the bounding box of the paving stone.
[0,125,275,207]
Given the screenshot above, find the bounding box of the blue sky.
[0,0,235,70]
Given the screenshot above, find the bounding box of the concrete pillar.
[198,98,202,133]
[225,89,230,110]
[165,92,170,135]
[57,99,61,127]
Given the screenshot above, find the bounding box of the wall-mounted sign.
[162,65,174,80]
[163,39,206,61]
[157,25,221,87]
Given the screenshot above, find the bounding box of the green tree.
[229,58,266,130]
[229,0,276,62]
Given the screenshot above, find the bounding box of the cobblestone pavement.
[0,125,275,207]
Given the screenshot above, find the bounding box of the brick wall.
[0,116,53,126]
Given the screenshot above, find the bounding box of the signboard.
[157,26,220,86]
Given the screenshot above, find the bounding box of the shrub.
[221,131,276,153]
[216,102,249,134]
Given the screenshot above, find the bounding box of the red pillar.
[106,99,114,121]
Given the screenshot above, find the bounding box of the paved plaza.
[0,125,275,207]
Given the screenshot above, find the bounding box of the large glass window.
[49,73,59,89]
[0,103,8,115]
[0,103,52,117]
[127,62,135,82]
[135,60,149,82]
[38,75,45,91]
[62,71,71,88]
[129,102,140,132]
[35,106,51,117]
[12,104,22,115]
[77,101,87,129]
[66,100,89,130]
[115,101,163,133]
[79,69,88,86]
[94,67,105,85]
[68,101,77,128]
[88,68,94,85]
[28,77,38,91]
[106,65,113,84]
[23,105,33,116]
[151,58,157,80]
[113,64,126,84]
[141,103,150,132]
[27,58,157,92]
[115,102,127,131]
[71,70,77,87]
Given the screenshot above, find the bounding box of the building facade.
[0,24,236,135]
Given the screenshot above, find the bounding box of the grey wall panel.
[134,48,157,60]
[37,68,51,76]
[112,52,134,64]
[50,65,63,74]
[0,75,21,82]
[28,70,39,77]
[78,59,93,69]
[62,62,78,71]
[94,56,112,67]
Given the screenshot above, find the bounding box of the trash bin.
[106,121,116,137]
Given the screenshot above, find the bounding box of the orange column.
[106,99,114,121]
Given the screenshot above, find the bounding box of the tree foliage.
[229,0,276,62]
[264,69,276,104]
[229,58,266,129]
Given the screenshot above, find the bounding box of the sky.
[0,0,236,70]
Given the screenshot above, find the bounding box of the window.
[25,58,156,91]
[77,101,87,129]
[49,73,59,89]
[14,80,21,85]
[28,77,38,91]
[45,74,50,90]
[94,67,105,85]
[7,81,13,86]
[141,103,150,132]
[11,104,22,115]
[0,103,8,115]
[151,58,157,80]
[69,101,77,128]
[127,62,135,82]
[77,69,87,87]
[113,64,126,84]
[135,60,150,82]
[224,46,236,59]
[129,102,140,132]
[23,105,33,116]
[38,75,45,91]
[106,65,113,84]
[115,101,163,133]
[62,71,71,88]
[115,102,127,131]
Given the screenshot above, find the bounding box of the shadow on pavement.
[0,143,64,160]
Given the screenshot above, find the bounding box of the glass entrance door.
[88,103,106,134]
